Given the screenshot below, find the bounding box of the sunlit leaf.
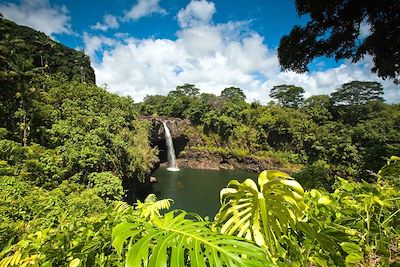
[215,170,306,258]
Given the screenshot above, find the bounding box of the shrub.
[87,172,124,200]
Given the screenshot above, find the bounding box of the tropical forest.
[0,0,399,266]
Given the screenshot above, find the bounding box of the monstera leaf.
[214,170,306,257]
[112,210,272,267]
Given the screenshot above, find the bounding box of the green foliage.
[293,160,333,190]
[299,176,400,266]
[112,210,271,267]
[278,0,400,83]
[139,95,166,116]
[302,95,332,124]
[2,156,400,267]
[173,83,200,97]
[220,87,246,102]
[215,170,306,261]
[331,81,384,106]
[0,176,109,247]
[269,84,305,108]
[135,194,173,220]
[87,172,124,201]
[0,18,95,83]
[213,165,400,266]
[378,156,400,188]
[0,76,158,186]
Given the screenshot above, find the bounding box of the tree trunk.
[22,113,27,147]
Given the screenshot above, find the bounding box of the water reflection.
[150,168,257,218]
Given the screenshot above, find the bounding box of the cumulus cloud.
[261,57,399,103]
[123,0,166,21]
[91,14,119,31]
[177,0,216,27]
[89,0,399,103]
[82,32,118,58]
[0,0,72,36]
[90,24,279,101]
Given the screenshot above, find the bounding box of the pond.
[150,168,257,218]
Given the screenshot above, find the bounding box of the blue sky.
[1,0,398,102]
[58,0,307,48]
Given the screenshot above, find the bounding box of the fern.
[135,193,173,219]
[114,201,133,214]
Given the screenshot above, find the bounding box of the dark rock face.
[171,148,289,173]
[142,116,190,140]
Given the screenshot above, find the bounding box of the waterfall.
[162,122,179,171]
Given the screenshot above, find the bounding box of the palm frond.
[0,251,38,267]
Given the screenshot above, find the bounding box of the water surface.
[151,168,257,218]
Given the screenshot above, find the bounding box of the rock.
[175,148,292,173]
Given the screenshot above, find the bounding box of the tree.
[221,87,246,102]
[269,85,305,108]
[13,57,38,147]
[140,95,166,115]
[0,34,40,146]
[331,81,384,106]
[278,0,400,84]
[0,35,25,72]
[303,95,332,124]
[33,34,54,69]
[171,83,200,97]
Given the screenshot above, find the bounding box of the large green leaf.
[214,170,306,258]
[112,210,272,267]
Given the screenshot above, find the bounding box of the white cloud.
[82,32,118,58]
[91,14,119,31]
[177,0,216,27]
[261,57,400,103]
[89,0,399,104]
[123,0,166,21]
[0,0,71,36]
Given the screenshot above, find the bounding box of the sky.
[1,0,399,103]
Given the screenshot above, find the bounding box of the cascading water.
[162,122,179,171]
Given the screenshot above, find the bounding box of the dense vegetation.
[0,17,399,267]
[0,18,95,84]
[139,83,400,189]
